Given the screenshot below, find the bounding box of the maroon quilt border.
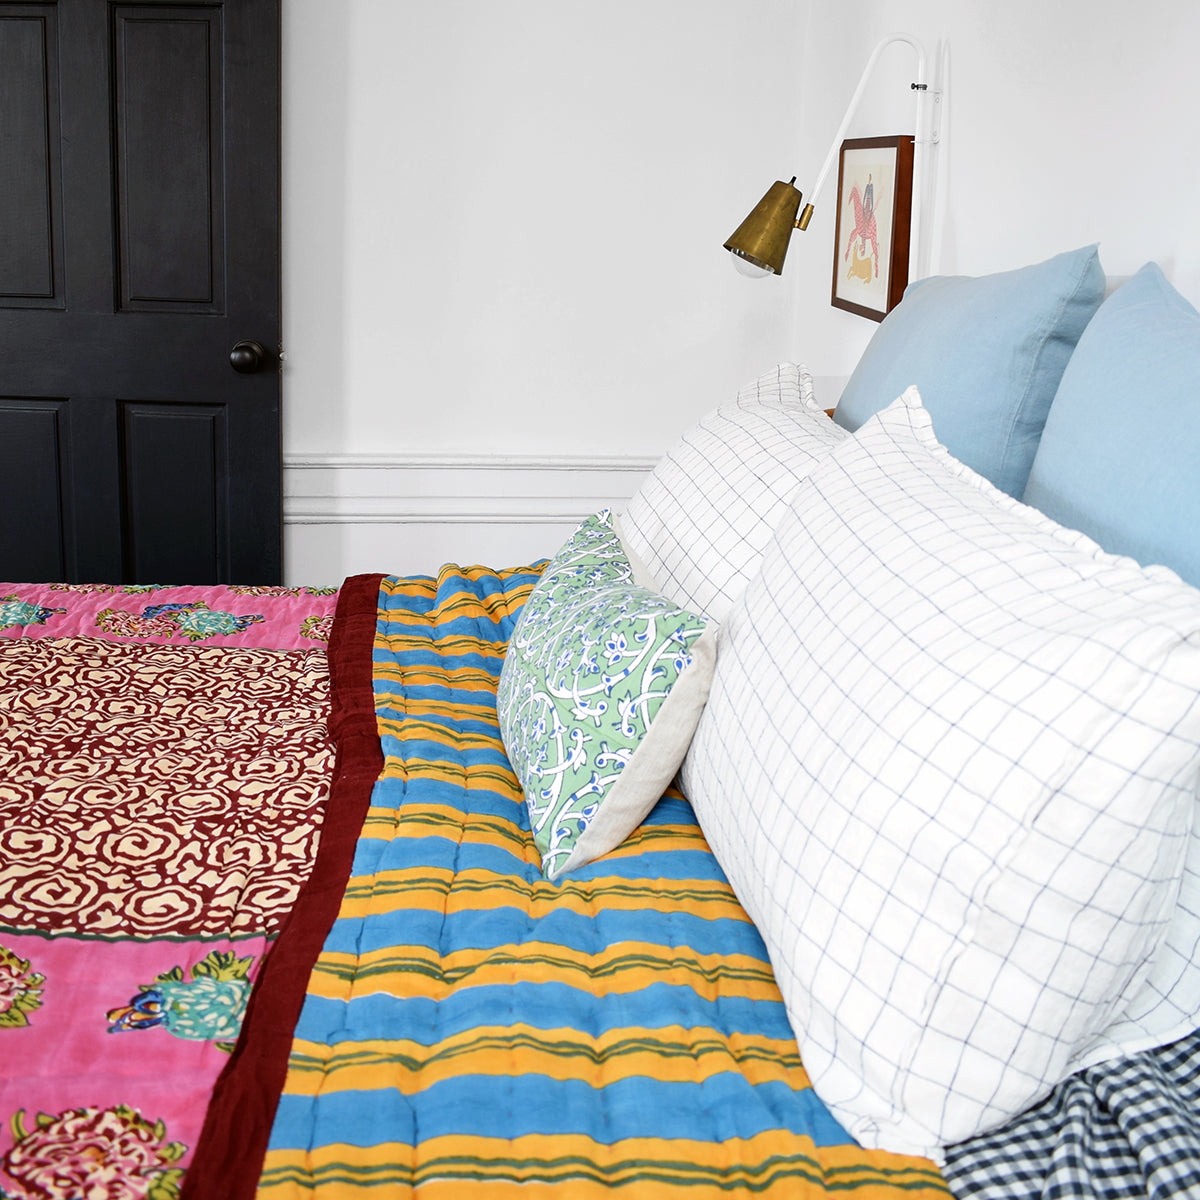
[181,573,385,1199]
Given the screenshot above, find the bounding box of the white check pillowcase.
[681,388,1200,1159]
[620,362,845,624]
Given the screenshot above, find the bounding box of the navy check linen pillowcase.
[682,388,1200,1160]
[620,362,847,625]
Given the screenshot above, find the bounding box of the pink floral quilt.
[0,582,339,1199]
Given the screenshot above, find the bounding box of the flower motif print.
[0,946,45,1029]
[106,950,254,1046]
[299,613,334,642]
[0,597,66,633]
[95,602,266,642]
[1,1105,186,1200]
[604,632,629,665]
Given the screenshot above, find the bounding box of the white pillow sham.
[620,362,845,625]
[681,388,1200,1160]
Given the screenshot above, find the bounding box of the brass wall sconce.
[725,33,940,278]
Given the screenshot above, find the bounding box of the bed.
[3,246,1200,1199]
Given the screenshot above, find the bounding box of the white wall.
[281,0,1200,585]
[790,0,1200,388]
[281,0,805,582]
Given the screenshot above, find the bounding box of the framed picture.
[831,135,914,322]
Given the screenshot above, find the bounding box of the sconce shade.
[723,178,803,275]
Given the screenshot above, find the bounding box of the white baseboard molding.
[282,451,656,525]
[284,496,620,525]
[280,451,657,584]
[284,451,659,472]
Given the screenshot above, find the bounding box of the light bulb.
[729,249,774,279]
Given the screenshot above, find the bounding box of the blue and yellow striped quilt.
[258,565,949,1197]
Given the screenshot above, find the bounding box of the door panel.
[121,401,227,583]
[0,0,280,584]
[0,398,71,579]
[113,6,224,311]
[0,7,64,306]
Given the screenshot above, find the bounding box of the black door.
[0,0,281,585]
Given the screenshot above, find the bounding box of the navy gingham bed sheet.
[943,1028,1200,1199]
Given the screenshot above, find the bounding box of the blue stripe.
[376,613,514,642]
[294,983,797,1048]
[349,829,731,889]
[640,795,695,824]
[567,847,731,884]
[268,1074,847,1151]
[324,904,767,960]
[372,681,500,704]
[365,777,705,840]
[347,827,735,891]
[378,588,435,615]
[376,567,539,619]
[373,647,506,672]
[375,712,502,739]
[373,738,510,770]
[366,777,527,821]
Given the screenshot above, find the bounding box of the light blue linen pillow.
[497,509,715,880]
[1023,263,1200,588]
[833,245,1106,498]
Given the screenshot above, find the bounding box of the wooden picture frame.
[831,135,914,322]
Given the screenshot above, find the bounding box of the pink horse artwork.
[843,182,879,279]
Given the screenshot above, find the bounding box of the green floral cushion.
[497,510,715,880]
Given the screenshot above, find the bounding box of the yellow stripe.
[358,806,531,855]
[371,664,499,690]
[359,797,714,862]
[379,573,434,594]
[381,584,527,624]
[335,867,754,925]
[375,631,508,656]
[372,693,497,722]
[258,1132,948,1198]
[376,759,519,790]
[605,820,712,858]
[281,1024,808,1096]
[307,940,777,1004]
[376,570,538,634]
[373,718,505,753]
[377,561,538,596]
